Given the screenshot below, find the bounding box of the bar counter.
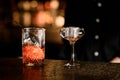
[0,58,120,80]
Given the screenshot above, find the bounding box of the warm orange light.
[55,16,65,27]
[33,11,53,27]
[44,1,50,10]
[12,11,20,25]
[50,0,59,10]
[30,1,38,8]
[23,1,30,10]
[23,12,31,26]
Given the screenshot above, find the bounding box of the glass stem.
[70,42,76,65]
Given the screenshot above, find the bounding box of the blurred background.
[0,0,66,58]
[0,0,120,62]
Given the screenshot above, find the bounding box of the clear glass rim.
[22,27,46,31]
[62,26,84,30]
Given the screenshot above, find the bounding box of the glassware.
[22,28,45,66]
[60,26,85,68]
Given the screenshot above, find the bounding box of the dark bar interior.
[0,0,120,62]
[1,1,120,80]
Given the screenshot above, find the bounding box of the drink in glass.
[22,28,45,66]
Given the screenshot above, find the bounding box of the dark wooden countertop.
[0,58,120,80]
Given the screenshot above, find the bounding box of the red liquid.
[22,45,45,66]
[64,36,80,43]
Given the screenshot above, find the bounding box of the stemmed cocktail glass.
[60,26,85,68]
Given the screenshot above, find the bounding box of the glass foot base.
[64,62,80,69]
